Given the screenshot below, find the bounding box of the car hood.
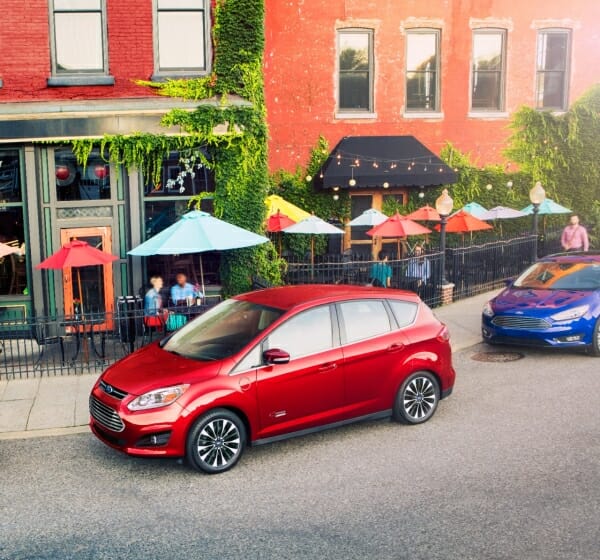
[493,288,593,312]
[101,342,221,396]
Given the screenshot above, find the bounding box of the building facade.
[264,0,600,171]
[0,0,215,320]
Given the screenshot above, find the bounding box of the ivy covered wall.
[67,0,281,296]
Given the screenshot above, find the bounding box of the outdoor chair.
[34,322,65,369]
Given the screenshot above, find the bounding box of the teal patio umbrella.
[520,199,571,215]
[129,210,269,295]
[456,202,488,219]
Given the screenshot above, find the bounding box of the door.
[337,299,410,415]
[60,227,115,321]
[255,305,345,439]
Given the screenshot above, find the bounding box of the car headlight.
[550,305,590,322]
[482,302,494,317]
[127,384,190,411]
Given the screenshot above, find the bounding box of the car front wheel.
[589,319,600,357]
[393,372,440,425]
[186,409,246,474]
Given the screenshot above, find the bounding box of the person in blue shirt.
[170,272,201,305]
[144,275,166,327]
[370,251,392,288]
[405,245,431,295]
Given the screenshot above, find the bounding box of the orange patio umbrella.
[406,204,441,222]
[433,210,493,233]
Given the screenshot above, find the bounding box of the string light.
[305,175,312,182]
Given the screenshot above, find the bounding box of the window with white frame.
[338,29,374,112]
[536,29,571,111]
[471,29,506,111]
[154,0,209,76]
[406,29,440,112]
[49,0,107,75]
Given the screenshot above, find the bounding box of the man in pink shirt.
[561,215,589,252]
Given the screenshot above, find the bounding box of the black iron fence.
[0,231,563,379]
[0,301,219,380]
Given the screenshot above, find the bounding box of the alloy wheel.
[402,376,437,421]
[197,418,241,469]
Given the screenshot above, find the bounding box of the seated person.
[170,272,202,305]
[405,245,431,294]
[144,275,166,327]
[370,251,392,288]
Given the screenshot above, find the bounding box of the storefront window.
[55,147,111,201]
[0,150,27,296]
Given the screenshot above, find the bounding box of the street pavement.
[0,289,499,439]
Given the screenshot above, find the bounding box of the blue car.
[482,253,600,356]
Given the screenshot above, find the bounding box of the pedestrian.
[561,215,589,252]
[369,251,392,288]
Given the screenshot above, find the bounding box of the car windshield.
[513,262,600,291]
[162,299,284,361]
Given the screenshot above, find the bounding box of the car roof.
[540,252,600,264]
[234,284,419,311]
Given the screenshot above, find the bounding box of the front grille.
[99,380,128,400]
[492,315,551,330]
[89,396,125,433]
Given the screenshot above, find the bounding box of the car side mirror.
[263,348,290,365]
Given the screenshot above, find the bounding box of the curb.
[0,425,89,441]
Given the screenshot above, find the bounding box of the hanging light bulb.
[333,194,339,201]
[348,166,356,187]
[418,191,425,199]
[305,175,312,182]
[506,180,513,188]
[486,183,493,191]
[383,181,389,189]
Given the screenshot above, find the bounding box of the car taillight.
[436,325,450,342]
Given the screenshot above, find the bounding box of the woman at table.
[144,275,167,327]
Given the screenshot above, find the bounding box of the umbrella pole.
[199,255,206,301]
[77,268,84,315]
[311,236,315,279]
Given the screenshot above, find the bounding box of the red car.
[90,285,455,474]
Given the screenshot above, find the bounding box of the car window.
[162,299,284,361]
[231,344,263,374]
[388,299,418,328]
[338,300,391,343]
[514,262,600,290]
[265,305,333,359]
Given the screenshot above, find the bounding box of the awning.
[316,135,457,190]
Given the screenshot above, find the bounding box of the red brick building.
[264,0,600,171]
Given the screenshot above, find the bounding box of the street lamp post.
[529,181,546,261]
[435,188,454,286]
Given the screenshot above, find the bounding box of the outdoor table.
[61,316,106,362]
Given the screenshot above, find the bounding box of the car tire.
[186,409,246,474]
[588,319,600,357]
[393,372,440,425]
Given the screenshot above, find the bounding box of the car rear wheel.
[186,409,246,474]
[589,319,600,357]
[393,372,440,425]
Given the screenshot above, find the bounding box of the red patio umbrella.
[367,212,431,258]
[36,239,118,314]
[406,204,441,222]
[266,211,296,232]
[266,211,296,255]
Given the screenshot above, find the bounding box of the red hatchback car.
[90,285,455,473]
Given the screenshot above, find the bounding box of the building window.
[49,0,108,76]
[536,29,570,111]
[406,29,440,112]
[154,0,209,76]
[338,29,374,112]
[471,29,506,111]
[0,149,28,297]
[54,148,112,201]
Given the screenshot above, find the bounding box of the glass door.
[60,227,114,323]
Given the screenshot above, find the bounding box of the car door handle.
[387,343,404,353]
[318,362,338,373]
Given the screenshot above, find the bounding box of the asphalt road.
[1,344,599,560]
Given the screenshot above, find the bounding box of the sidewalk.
[0,289,499,440]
